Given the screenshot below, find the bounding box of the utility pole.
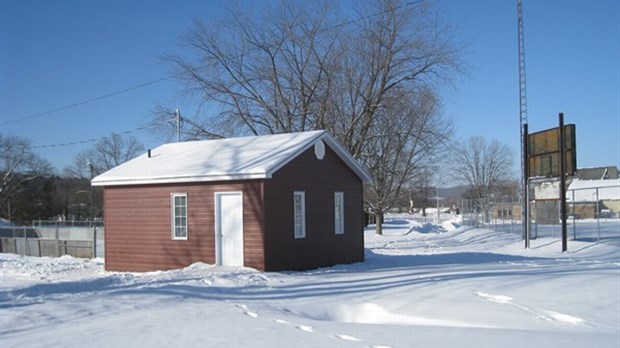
[175,109,181,142]
[517,0,529,241]
[88,162,94,224]
[436,186,440,223]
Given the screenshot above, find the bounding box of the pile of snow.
[405,222,445,234]
[1,216,619,348]
[441,218,462,231]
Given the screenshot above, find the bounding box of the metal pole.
[93,226,97,258]
[56,225,60,257]
[528,193,533,247]
[436,186,440,223]
[596,188,600,243]
[501,197,505,232]
[523,124,529,248]
[572,190,577,240]
[176,109,181,142]
[88,162,94,225]
[559,113,568,252]
[25,227,30,256]
[517,0,529,243]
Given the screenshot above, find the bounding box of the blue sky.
[1,0,618,175]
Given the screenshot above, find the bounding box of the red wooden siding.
[263,146,364,271]
[103,181,265,272]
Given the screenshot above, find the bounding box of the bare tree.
[164,0,338,137]
[159,0,462,232]
[409,165,437,217]
[63,133,144,220]
[321,0,460,159]
[0,134,53,219]
[363,88,451,234]
[66,133,145,179]
[450,136,515,221]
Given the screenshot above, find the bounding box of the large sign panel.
[528,124,576,178]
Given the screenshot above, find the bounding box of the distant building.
[567,178,620,218]
[575,166,618,180]
[527,167,620,223]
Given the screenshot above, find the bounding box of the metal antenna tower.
[517,0,528,240]
[517,0,528,130]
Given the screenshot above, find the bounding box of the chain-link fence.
[0,221,104,258]
[459,184,620,245]
[459,195,523,234]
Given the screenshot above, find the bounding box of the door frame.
[214,191,244,266]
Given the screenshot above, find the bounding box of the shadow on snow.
[3,248,615,311]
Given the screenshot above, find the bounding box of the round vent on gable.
[314,140,325,160]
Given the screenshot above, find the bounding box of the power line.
[2,0,425,128]
[1,75,178,126]
[32,125,150,149]
[4,0,426,130]
[329,0,426,32]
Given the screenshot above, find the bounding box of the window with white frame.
[171,193,188,240]
[293,191,306,239]
[334,192,344,234]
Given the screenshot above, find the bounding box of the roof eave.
[91,172,269,187]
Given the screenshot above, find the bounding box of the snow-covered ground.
[1,216,618,347]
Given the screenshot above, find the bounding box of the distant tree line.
[1,129,517,225]
[0,133,142,223]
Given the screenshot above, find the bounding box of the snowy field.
[1,216,618,348]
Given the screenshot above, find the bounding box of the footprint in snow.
[244,311,259,318]
[334,334,361,341]
[476,292,512,304]
[297,325,314,332]
[236,304,259,318]
[476,292,585,325]
[273,319,288,324]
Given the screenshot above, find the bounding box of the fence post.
[501,197,505,232]
[25,227,30,256]
[93,226,97,258]
[571,190,576,240]
[596,188,600,243]
[56,225,60,257]
[530,199,535,243]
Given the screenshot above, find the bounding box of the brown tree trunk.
[375,212,384,235]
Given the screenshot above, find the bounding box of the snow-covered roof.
[91,130,371,186]
[567,178,620,202]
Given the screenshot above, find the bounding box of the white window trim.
[335,192,344,235]
[293,191,306,239]
[171,193,188,240]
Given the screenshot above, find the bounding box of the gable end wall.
[263,145,364,271]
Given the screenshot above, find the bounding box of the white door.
[215,192,244,267]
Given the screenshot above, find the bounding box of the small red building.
[92,130,371,272]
